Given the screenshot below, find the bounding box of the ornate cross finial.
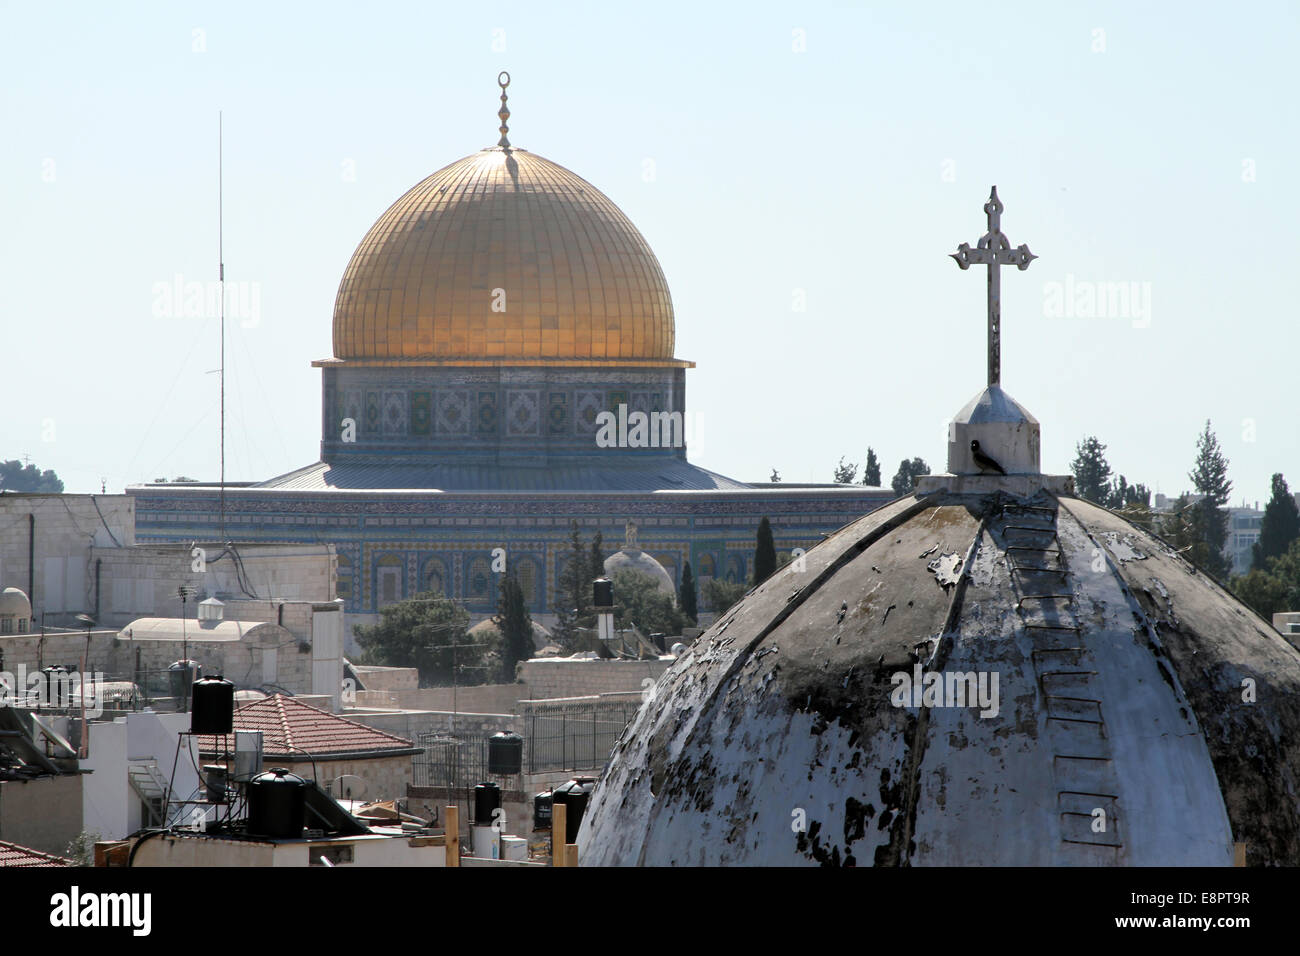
[497,71,511,148]
[950,186,1036,388]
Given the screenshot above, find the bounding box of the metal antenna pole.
[219,111,226,541]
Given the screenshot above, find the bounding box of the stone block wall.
[518,658,672,700]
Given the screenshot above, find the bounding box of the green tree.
[1253,473,1300,570]
[554,523,606,649]
[702,577,747,615]
[493,572,533,682]
[352,592,476,686]
[833,457,857,484]
[1106,475,1155,532]
[611,569,685,636]
[1230,538,1300,621]
[862,448,882,487]
[753,516,777,586]
[64,829,101,867]
[679,560,699,623]
[1189,420,1232,580]
[0,460,63,493]
[1070,437,1112,504]
[890,457,930,495]
[1230,567,1292,622]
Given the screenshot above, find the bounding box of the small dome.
[580,487,1300,866]
[603,521,674,597]
[0,587,32,619]
[469,617,553,652]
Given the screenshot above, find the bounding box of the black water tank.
[191,676,235,734]
[473,782,501,826]
[167,660,201,709]
[533,790,553,830]
[552,776,596,839]
[487,730,523,775]
[593,578,614,608]
[246,767,307,839]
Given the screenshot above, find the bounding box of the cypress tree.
[1070,436,1112,504]
[493,573,533,682]
[1189,420,1232,580]
[589,530,605,594]
[680,561,698,623]
[862,448,882,487]
[1254,473,1300,570]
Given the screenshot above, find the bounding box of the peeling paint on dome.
[579,488,1300,866]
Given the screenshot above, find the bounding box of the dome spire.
[497,71,511,148]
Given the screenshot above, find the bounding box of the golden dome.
[328,147,682,366]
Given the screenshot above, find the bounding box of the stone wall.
[353,665,419,691]
[0,494,133,627]
[282,755,414,805]
[0,623,311,697]
[347,710,519,742]
[0,493,334,631]
[518,658,672,700]
[0,774,84,857]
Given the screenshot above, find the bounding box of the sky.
[1,1,1296,507]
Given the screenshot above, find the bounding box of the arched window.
[422,557,447,597]
[697,553,716,579]
[725,555,746,584]
[376,554,404,607]
[468,557,491,602]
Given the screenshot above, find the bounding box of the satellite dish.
[330,774,366,801]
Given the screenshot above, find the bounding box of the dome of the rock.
[579,484,1300,866]
[331,146,676,365]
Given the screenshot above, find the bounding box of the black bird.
[970,439,1006,475]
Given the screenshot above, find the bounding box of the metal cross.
[950,186,1036,388]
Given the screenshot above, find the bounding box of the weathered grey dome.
[579,486,1300,866]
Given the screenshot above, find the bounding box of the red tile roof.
[196,695,417,759]
[0,840,74,867]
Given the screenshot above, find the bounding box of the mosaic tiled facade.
[320,365,686,465]
[129,485,894,633]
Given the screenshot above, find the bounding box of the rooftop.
[196,695,417,760]
[0,840,73,868]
